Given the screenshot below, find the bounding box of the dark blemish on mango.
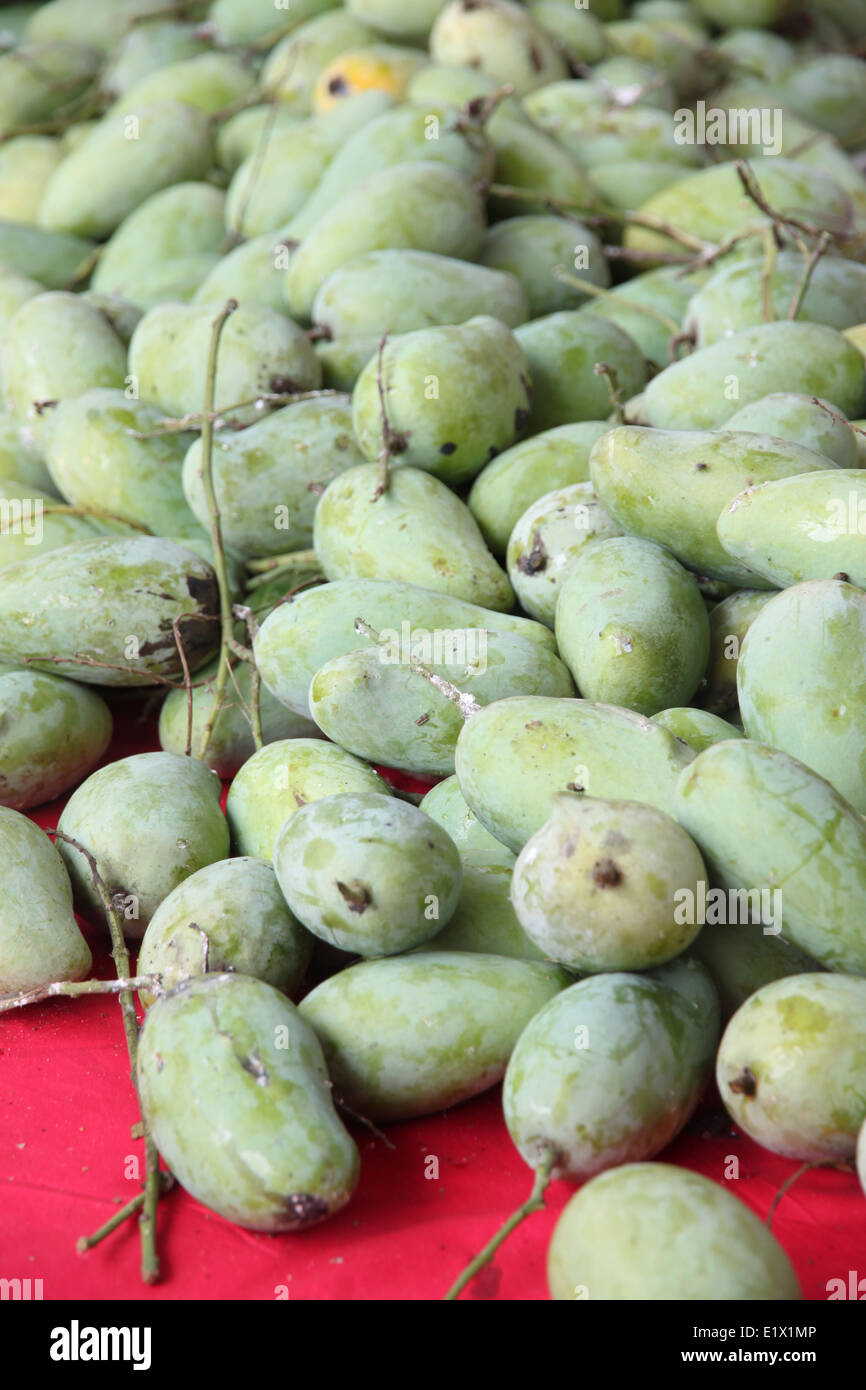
[336,880,374,914]
[592,858,622,888]
[729,1066,758,1098]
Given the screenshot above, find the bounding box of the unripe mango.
[0,808,91,996]
[725,392,858,470]
[514,312,648,433]
[507,482,624,627]
[430,0,568,94]
[0,669,111,810]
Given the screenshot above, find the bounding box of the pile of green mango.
[1,0,865,1299]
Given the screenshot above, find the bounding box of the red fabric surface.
[2,709,863,1301]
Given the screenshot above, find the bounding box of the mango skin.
[469,422,609,557]
[725,393,858,470]
[507,482,624,628]
[687,253,866,347]
[346,0,445,41]
[315,335,380,392]
[0,478,101,569]
[182,396,363,559]
[0,807,92,996]
[0,414,54,492]
[737,580,866,813]
[0,40,99,139]
[193,230,293,318]
[299,951,569,1121]
[718,471,866,591]
[313,464,514,612]
[0,536,219,688]
[548,1163,802,1301]
[286,161,486,321]
[158,657,321,780]
[351,316,532,487]
[478,214,609,320]
[0,135,63,224]
[503,963,719,1180]
[555,537,710,716]
[262,12,377,111]
[128,302,322,428]
[44,389,200,539]
[273,792,462,956]
[309,629,574,776]
[674,740,866,975]
[643,323,866,431]
[589,425,838,586]
[314,249,526,340]
[0,221,94,289]
[429,0,568,95]
[210,0,338,46]
[455,695,695,853]
[226,738,391,861]
[652,707,742,753]
[254,577,554,718]
[717,973,866,1161]
[512,794,706,973]
[137,858,313,1008]
[137,973,359,1232]
[699,589,776,718]
[91,181,226,307]
[579,264,707,370]
[690,920,820,1023]
[514,312,648,434]
[39,103,215,239]
[110,51,256,119]
[0,670,111,810]
[485,110,598,220]
[57,752,229,939]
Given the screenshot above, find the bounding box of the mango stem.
[0,975,161,1014]
[443,1147,557,1301]
[77,1172,173,1254]
[353,618,482,719]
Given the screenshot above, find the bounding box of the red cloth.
[2,710,862,1300]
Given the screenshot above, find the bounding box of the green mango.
[137,972,359,1231]
[39,103,215,239]
[128,302,322,427]
[589,55,678,109]
[555,537,710,716]
[192,230,292,316]
[737,580,866,812]
[26,0,168,51]
[159,656,321,780]
[712,27,795,81]
[604,16,706,97]
[0,536,219,687]
[503,962,719,1179]
[315,335,380,391]
[0,221,94,289]
[507,482,624,627]
[588,160,690,216]
[0,669,111,810]
[485,110,597,219]
[725,392,858,469]
[2,291,127,447]
[687,253,866,347]
[469,422,609,556]
[299,951,569,1120]
[548,1162,802,1300]
[514,312,648,434]
[512,793,706,973]
[0,40,99,139]
[527,0,608,62]
[0,478,101,568]
[624,158,851,257]
[0,414,54,492]
[698,589,776,718]
[351,316,532,486]
[526,93,697,165]
[313,250,528,338]
[182,396,364,558]
[209,0,338,46]
[92,182,226,307]
[644,323,866,431]
[313,464,514,611]
[254,576,554,716]
[455,695,695,853]
[285,162,486,320]
[0,807,92,996]
[287,101,492,242]
[226,738,391,860]
[137,858,312,1007]
[405,60,520,111]
[44,389,201,539]
[0,135,63,223]
[774,55,866,150]
[478,215,608,321]
[717,973,866,1160]
[0,265,44,330]
[215,105,304,175]
[690,919,820,1022]
[674,739,866,974]
[717,472,866,590]
[652,707,742,753]
[57,751,228,937]
[261,11,376,110]
[273,791,461,955]
[578,264,707,369]
[81,292,142,347]
[111,52,256,118]
[429,0,567,93]
[309,628,574,776]
[589,425,839,585]
[101,20,211,99]
[345,0,445,41]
